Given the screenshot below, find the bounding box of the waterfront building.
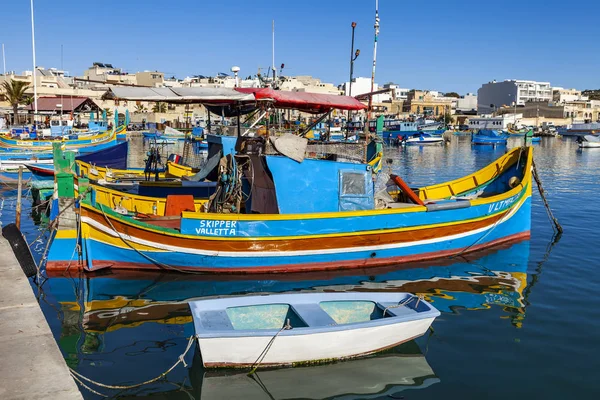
[456,93,477,113]
[381,83,410,101]
[468,113,522,130]
[402,90,453,116]
[477,79,552,114]
[552,87,588,103]
[83,62,137,85]
[135,71,164,87]
[279,76,342,95]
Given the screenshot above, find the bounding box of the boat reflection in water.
[189,341,438,400]
[46,239,530,398]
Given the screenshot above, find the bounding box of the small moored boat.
[403,132,444,146]
[577,135,600,148]
[471,129,509,146]
[189,292,440,368]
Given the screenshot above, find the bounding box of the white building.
[552,87,588,103]
[468,113,523,130]
[381,83,410,101]
[477,79,552,114]
[341,77,386,103]
[456,93,477,113]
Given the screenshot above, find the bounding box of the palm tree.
[104,108,113,119]
[135,104,148,113]
[152,102,167,113]
[1,79,30,124]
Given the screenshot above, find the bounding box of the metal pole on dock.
[347,22,359,139]
[16,166,23,229]
[30,0,38,122]
[367,0,380,120]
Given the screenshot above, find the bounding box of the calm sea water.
[1,135,599,399]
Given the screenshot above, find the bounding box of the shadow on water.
[35,238,535,399]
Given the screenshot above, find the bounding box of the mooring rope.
[382,294,424,317]
[247,319,292,376]
[98,204,209,275]
[69,335,196,394]
[531,159,563,234]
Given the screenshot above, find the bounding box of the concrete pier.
[0,236,83,399]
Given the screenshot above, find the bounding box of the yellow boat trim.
[179,147,532,221]
[85,192,528,243]
[86,182,207,215]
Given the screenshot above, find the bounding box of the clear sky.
[2,0,599,94]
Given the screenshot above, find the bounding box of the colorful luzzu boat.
[46,141,532,273]
[0,127,117,152]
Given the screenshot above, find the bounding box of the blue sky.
[2,0,599,93]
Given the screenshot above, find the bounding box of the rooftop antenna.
[30,0,38,121]
[368,0,380,120]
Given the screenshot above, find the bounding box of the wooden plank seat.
[291,303,338,327]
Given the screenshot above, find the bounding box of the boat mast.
[367,0,380,120]
[30,0,38,123]
[272,20,276,85]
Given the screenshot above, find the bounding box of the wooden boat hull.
[190,292,440,367]
[0,129,116,152]
[199,317,435,367]
[47,147,533,273]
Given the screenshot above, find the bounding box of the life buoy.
[390,174,425,206]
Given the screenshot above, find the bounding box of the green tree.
[444,92,460,98]
[152,102,167,113]
[104,108,113,119]
[135,104,148,113]
[1,79,30,124]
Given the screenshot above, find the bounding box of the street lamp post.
[347,22,359,138]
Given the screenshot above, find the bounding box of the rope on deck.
[531,159,563,234]
[69,335,196,396]
[382,294,423,317]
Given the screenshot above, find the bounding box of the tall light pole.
[30,0,38,123]
[347,22,359,136]
[367,0,380,120]
[2,44,5,75]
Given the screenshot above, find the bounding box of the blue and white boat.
[383,119,445,142]
[403,132,444,146]
[472,130,509,146]
[558,122,600,137]
[189,292,440,368]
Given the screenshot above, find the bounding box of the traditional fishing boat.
[0,127,117,152]
[46,143,532,272]
[558,122,600,137]
[471,129,509,146]
[189,292,439,368]
[45,87,531,273]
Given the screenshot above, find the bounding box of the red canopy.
[236,88,366,113]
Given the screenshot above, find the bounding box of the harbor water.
[1,135,599,399]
